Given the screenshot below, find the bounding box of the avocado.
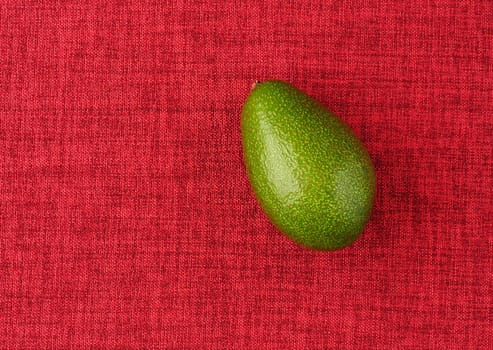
[241,80,375,250]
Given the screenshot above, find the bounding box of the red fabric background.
[1,1,492,348]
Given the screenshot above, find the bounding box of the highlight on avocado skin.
[241,80,376,251]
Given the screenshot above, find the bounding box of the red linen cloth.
[1,1,492,348]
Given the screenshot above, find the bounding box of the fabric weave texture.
[0,1,492,348]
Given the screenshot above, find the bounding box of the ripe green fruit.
[241,80,375,250]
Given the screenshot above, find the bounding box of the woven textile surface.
[1,1,492,348]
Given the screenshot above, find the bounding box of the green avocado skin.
[241,80,376,250]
